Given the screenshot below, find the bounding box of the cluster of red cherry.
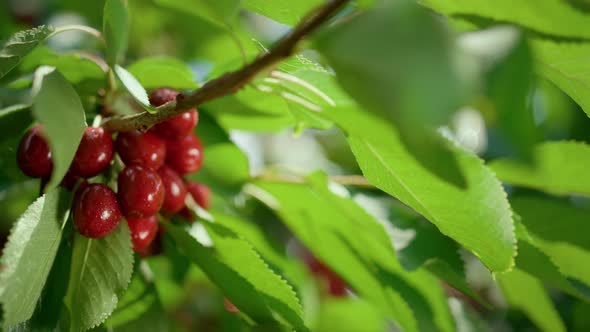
[16,88,210,254]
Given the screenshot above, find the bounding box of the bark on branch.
[103,0,350,132]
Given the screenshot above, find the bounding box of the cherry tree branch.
[103,0,350,132]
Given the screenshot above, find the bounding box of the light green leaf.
[531,39,590,118]
[252,173,456,332]
[314,298,385,332]
[103,0,129,65]
[201,144,249,186]
[0,25,54,79]
[166,223,308,331]
[315,1,466,186]
[325,106,515,271]
[487,35,538,161]
[32,70,87,191]
[242,0,322,26]
[0,188,71,327]
[155,0,240,27]
[127,57,198,90]
[421,0,590,40]
[65,223,134,331]
[114,65,158,113]
[497,269,566,332]
[489,141,590,196]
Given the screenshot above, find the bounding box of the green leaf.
[64,223,134,331]
[200,143,249,186]
[155,0,240,27]
[315,1,466,186]
[32,70,87,190]
[252,173,456,332]
[497,269,566,332]
[0,25,54,79]
[20,47,105,95]
[511,197,590,290]
[242,0,323,26]
[0,188,71,327]
[114,65,158,113]
[421,0,590,40]
[489,141,590,196]
[0,104,32,145]
[486,34,538,161]
[531,39,590,118]
[127,56,198,90]
[314,298,385,332]
[165,223,308,331]
[103,0,129,65]
[105,271,158,328]
[325,106,516,271]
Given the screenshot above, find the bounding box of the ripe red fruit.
[126,215,159,252]
[165,133,203,174]
[73,183,122,238]
[115,130,166,170]
[149,88,198,139]
[17,125,53,178]
[117,165,165,219]
[186,182,211,210]
[224,298,240,314]
[71,126,114,178]
[157,165,187,214]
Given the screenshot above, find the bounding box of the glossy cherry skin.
[115,131,166,170]
[117,165,165,219]
[157,165,187,214]
[17,125,53,178]
[186,182,211,209]
[71,126,114,178]
[149,88,198,139]
[73,183,122,238]
[165,133,203,174]
[126,215,159,252]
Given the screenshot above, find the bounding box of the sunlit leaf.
[103,0,129,65]
[0,25,53,79]
[128,56,198,90]
[114,65,157,113]
[0,188,71,327]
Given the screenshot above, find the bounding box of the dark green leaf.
[324,106,516,271]
[103,0,129,65]
[487,34,539,161]
[497,269,566,332]
[0,104,32,145]
[315,1,466,186]
[0,25,54,79]
[32,70,87,190]
[166,223,307,331]
[64,223,134,331]
[0,188,71,327]
[105,272,158,328]
[114,65,157,113]
[242,0,322,26]
[489,141,590,196]
[422,0,590,40]
[128,57,198,90]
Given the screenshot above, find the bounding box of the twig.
[254,173,375,189]
[103,0,350,132]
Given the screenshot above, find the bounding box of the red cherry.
[117,165,165,219]
[185,182,211,210]
[136,225,165,258]
[126,215,159,252]
[115,130,166,170]
[71,126,114,178]
[60,171,81,191]
[17,125,53,178]
[148,87,178,107]
[152,110,198,140]
[165,133,203,174]
[73,184,122,238]
[157,165,187,214]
